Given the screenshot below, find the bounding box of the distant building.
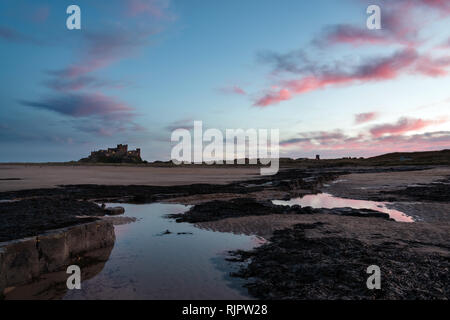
[316,154,320,160]
[80,144,143,163]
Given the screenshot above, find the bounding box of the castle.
[80,144,144,163]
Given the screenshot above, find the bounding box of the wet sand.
[323,167,450,222]
[197,214,450,256]
[0,165,260,192]
[324,167,450,200]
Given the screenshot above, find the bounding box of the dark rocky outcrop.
[381,177,450,202]
[105,206,125,216]
[0,198,105,242]
[168,197,391,223]
[229,223,450,300]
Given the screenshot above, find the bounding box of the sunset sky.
[1,0,449,162]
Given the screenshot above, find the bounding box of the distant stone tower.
[316,155,320,160]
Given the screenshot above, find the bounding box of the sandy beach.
[0,165,260,192]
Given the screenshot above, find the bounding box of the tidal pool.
[273,193,414,222]
[63,203,264,300]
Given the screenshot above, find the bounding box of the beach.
[1,163,449,299]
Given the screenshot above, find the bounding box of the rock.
[230,223,450,300]
[161,229,172,235]
[105,206,125,216]
[0,198,104,242]
[0,221,115,294]
[100,216,137,225]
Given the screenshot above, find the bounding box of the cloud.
[44,76,131,92]
[19,92,150,138]
[438,37,450,49]
[164,119,195,132]
[355,112,379,124]
[414,55,450,76]
[280,130,450,158]
[20,92,135,121]
[45,1,171,85]
[281,130,347,147]
[21,0,175,140]
[125,0,172,19]
[315,25,395,48]
[219,86,247,95]
[280,114,449,157]
[254,48,450,107]
[250,0,450,107]
[31,6,50,23]
[315,0,450,49]
[257,49,313,75]
[0,26,43,45]
[369,117,446,137]
[254,89,291,107]
[255,49,417,106]
[48,31,154,79]
[413,0,450,14]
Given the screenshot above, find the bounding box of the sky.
[0,0,449,162]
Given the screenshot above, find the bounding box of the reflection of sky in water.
[273,193,414,223]
[64,203,263,300]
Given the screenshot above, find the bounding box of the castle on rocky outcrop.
[80,144,144,163]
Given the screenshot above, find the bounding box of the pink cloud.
[414,0,450,14]
[280,114,449,158]
[316,2,425,48]
[126,0,170,18]
[319,25,397,48]
[436,37,450,49]
[355,112,379,124]
[219,86,247,95]
[415,55,450,77]
[50,31,152,79]
[321,0,450,48]
[369,117,446,137]
[280,130,450,158]
[255,89,291,107]
[31,6,50,23]
[255,48,450,107]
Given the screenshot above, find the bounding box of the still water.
[63,203,265,300]
[273,193,414,222]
